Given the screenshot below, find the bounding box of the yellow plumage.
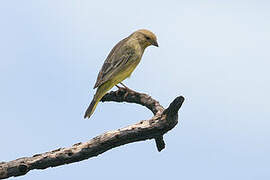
[84,29,158,118]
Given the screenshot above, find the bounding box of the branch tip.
[163,96,185,117]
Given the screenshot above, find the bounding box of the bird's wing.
[93,37,136,89]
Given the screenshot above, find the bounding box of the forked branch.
[0,89,184,179]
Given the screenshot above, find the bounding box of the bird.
[84,29,159,119]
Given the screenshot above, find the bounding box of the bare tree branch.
[0,89,184,179]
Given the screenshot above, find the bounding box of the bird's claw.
[115,83,137,98]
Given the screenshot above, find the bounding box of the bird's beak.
[152,40,159,47]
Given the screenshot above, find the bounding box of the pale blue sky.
[0,0,270,179]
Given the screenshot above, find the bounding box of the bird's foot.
[115,84,123,90]
[115,84,127,97]
[115,83,137,98]
[119,83,135,93]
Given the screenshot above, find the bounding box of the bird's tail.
[84,98,98,119]
[84,81,114,119]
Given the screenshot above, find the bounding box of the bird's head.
[132,29,158,48]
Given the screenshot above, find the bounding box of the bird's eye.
[145,36,150,40]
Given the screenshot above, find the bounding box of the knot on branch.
[18,164,28,174]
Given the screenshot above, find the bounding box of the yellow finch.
[84,29,158,118]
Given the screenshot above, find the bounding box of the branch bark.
[0,89,184,179]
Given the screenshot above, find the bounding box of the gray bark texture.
[0,88,184,179]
